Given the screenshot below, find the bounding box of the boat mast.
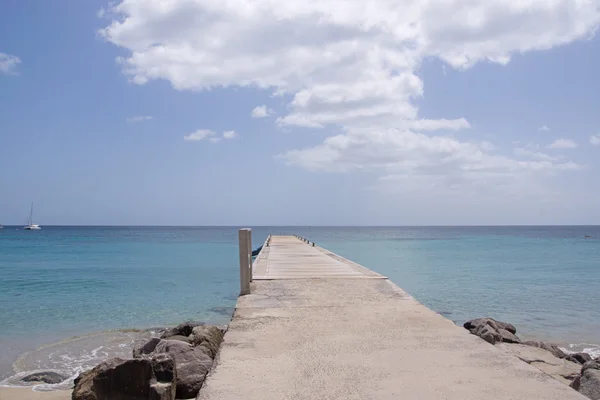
[29,202,33,226]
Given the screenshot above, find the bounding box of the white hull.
[24,225,41,230]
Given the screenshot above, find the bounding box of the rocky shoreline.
[10,317,600,400]
[464,317,600,399]
[68,321,225,400]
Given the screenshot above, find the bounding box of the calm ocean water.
[1,226,599,388]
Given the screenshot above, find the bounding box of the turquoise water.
[1,226,599,386]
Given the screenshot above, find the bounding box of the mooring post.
[247,229,253,282]
[238,228,251,295]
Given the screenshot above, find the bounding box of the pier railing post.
[247,229,253,282]
[238,228,251,295]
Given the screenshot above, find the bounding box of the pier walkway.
[198,235,585,400]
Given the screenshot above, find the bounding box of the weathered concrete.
[198,236,586,400]
[252,235,385,279]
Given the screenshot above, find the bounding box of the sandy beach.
[0,387,70,400]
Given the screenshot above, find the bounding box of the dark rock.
[463,318,517,334]
[164,335,192,344]
[498,328,521,344]
[522,341,567,359]
[21,371,68,384]
[566,353,593,365]
[150,339,213,399]
[473,323,502,345]
[133,337,161,358]
[190,325,224,358]
[585,360,600,371]
[160,322,204,339]
[72,355,176,400]
[464,318,520,344]
[572,368,600,399]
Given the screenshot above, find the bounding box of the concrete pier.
[198,235,586,400]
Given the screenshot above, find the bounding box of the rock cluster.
[72,355,176,400]
[463,318,520,344]
[464,317,599,399]
[571,361,600,400]
[72,322,226,400]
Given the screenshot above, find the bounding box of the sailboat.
[24,203,41,230]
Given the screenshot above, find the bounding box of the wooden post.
[239,228,251,295]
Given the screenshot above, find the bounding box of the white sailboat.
[24,203,41,230]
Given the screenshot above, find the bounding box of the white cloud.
[126,115,153,123]
[0,52,21,75]
[591,135,600,146]
[251,106,273,118]
[514,147,561,162]
[548,138,578,149]
[282,129,581,176]
[409,118,471,132]
[101,0,599,189]
[538,125,550,132]
[183,129,216,141]
[183,129,237,142]
[223,130,237,139]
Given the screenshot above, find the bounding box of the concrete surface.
[198,236,586,400]
[253,236,385,280]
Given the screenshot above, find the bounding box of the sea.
[1,226,599,390]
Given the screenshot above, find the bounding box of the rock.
[73,355,176,400]
[522,341,567,359]
[164,335,192,344]
[498,328,521,344]
[572,368,600,399]
[463,318,521,345]
[496,342,581,385]
[190,325,224,358]
[150,339,214,399]
[585,360,600,371]
[464,318,517,334]
[21,371,68,384]
[160,322,204,339]
[566,352,593,365]
[133,337,161,358]
[473,323,502,344]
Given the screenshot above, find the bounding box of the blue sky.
[1,0,600,225]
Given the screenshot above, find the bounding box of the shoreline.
[1,319,598,394]
[0,387,71,400]
[0,318,600,390]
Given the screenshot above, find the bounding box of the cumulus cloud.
[0,52,21,75]
[282,129,580,176]
[126,115,153,123]
[548,139,578,149]
[409,118,471,132]
[538,125,550,132]
[223,130,237,139]
[514,147,561,162]
[183,129,215,141]
[184,129,237,142]
[591,135,600,146]
[251,106,273,118]
[101,0,599,189]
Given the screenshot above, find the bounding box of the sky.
[1,0,600,226]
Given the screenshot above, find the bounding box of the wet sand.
[0,387,70,400]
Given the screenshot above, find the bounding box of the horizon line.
[1,224,599,228]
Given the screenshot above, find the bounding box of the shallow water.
[1,226,599,387]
